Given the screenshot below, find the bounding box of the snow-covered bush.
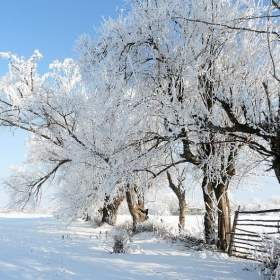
[112,230,131,254]
[167,228,207,251]
[267,197,280,210]
[254,234,280,279]
[103,229,131,254]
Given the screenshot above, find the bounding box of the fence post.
[228,205,240,256]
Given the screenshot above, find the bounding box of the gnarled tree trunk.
[214,183,231,251]
[126,184,148,231]
[213,148,236,252]
[101,195,124,226]
[201,177,216,245]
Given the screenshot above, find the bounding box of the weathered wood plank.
[239,209,280,214]
[237,219,280,223]
[237,223,280,228]
[228,206,240,256]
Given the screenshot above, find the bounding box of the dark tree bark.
[271,143,280,184]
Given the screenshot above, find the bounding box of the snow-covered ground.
[0,212,263,280]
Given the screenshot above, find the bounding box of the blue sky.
[0,0,279,208]
[0,0,126,76]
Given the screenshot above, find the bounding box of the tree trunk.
[201,177,216,245]
[178,195,186,230]
[126,185,148,231]
[166,171,186,230]
[272,152,280,184]
[213,147,236,252]
[214,184,231,252]
[101,195,124,226]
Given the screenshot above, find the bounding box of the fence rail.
[228,206,280,260]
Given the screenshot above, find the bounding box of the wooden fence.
[228,206,280,260]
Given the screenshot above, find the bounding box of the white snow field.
[0,212,263,280]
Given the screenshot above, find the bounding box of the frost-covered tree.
[0,51,132,219]
[0,0,275,251]
[201,2,280,184]
[76,0,268,249]
[0,48,156,225]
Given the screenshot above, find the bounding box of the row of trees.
[0,0,280,251]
